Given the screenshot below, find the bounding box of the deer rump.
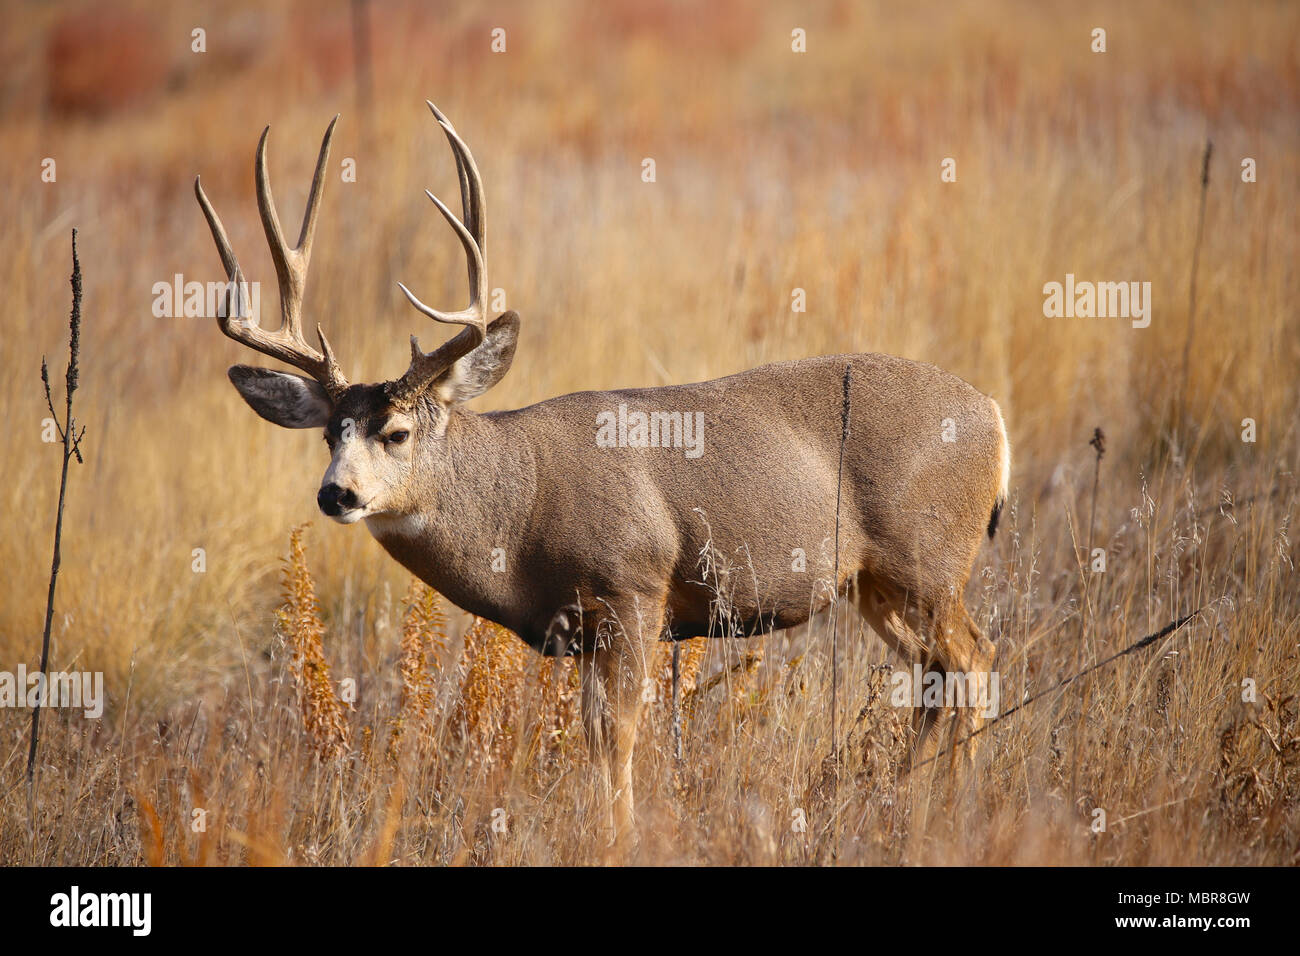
[500,351,1008,656]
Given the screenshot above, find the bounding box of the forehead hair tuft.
[326,383,391,433]
[324,381,443,437]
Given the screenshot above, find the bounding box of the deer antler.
[194,116,349,399]
[390,101,490,401]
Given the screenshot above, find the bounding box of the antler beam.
[391,101,491,400]
[194,116,349,398]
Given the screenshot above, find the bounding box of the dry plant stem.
[1082,428,1106,656]
[1178,139,1213,431]
[828,363,852,857]
[279,525,350,760]
[27,230,86,813]
[1072,430,1105,805]
[671,641,682,763]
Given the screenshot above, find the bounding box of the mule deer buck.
[195,103,1010,844]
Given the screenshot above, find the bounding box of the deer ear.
[434,312,520,404]
[228,366,332,428]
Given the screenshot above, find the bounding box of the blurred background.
[0,0,1296,776]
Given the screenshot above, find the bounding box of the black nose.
[318,483,359,515]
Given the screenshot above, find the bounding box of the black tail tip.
[987,497,1004,539]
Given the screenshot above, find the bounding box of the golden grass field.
[1,0,1297,864]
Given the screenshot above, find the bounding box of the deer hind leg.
[930,599,998,763]
[855,582,948,766]
[857,580,997,768]
[577,592,665,854]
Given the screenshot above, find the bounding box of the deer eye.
[386,429,409,445]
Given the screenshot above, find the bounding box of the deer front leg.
[579,649,615,828]
[578,593,665,853]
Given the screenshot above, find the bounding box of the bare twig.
[1178,139,1212,429]
[826,363,851,858]
[830,366,851,756]
[1085,429,1105,569]
[670,641,682,762]
[1080,428,1106,654]
[28,229,87,811]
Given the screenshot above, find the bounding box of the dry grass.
[1,0,1297,864]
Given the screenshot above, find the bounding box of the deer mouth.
[329,500,372,525]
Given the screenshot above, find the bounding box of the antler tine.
[392,102,493,399]
[427,102,474,248]
[256,116,338,339]
[395,187,484,320]
[194,175,247,313]
[427,100,485,253]
[194,117,348,398]
[195,179,232,273]
[297,116,336,255]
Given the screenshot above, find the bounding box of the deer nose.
[318,483,359,515]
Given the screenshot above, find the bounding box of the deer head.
[195,102,519,524]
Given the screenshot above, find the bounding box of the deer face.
[223,371,415,523]
[318,386,420,524]
[224,311,519,524]
[198,104,517,526]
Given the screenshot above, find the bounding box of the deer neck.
[363,407,536,620]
